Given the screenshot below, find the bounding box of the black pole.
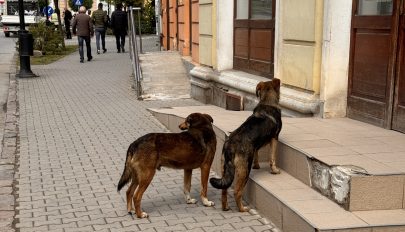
[18,0,25,30]
[17,0,36,78]
[45,1,50,25]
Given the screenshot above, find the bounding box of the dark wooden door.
[233,0,275,78]
[348,0,405,132]
[393,2,405,132]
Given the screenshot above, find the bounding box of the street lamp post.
[17,0,37,78]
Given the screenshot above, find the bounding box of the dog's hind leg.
[269,138,281,174]
[221,189,229,211]
[252,150,260,169]
[133,169,155,218]
[234,156,250,212]
[126,179,138,214]
[184,169,197,204]
[200,166,214,206]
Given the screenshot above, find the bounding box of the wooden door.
[233,0,275,78]
[348,0,397,128]
[393,1,405,132]
[349,0,405,133]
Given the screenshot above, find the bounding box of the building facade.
[160,0,405,134]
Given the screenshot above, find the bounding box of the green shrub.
[140,0,155,34]
[29,21,64,55]
[130,0,155,35]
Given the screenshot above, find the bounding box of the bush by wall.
[29,21,65,55]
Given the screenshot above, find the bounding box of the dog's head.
[255,78,281,104]
[179,113,214,130]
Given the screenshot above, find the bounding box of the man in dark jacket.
[64,8,72,39]
[92,3,107,54]
[72,6,94,63]
[111,3,127,53]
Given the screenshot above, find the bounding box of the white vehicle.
[2,15,42,37]
[2,0,41,37]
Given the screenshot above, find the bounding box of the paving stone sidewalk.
[10,37,280,231]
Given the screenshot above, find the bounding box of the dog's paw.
[252,163,261,169]
[186,198,198,204]
[138,212,148,218]
[222,207,230,211]
[202,198,215,207]
[239,206,250,212]
[270,166,281,174]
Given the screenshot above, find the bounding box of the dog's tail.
[117,144,135,192]
[209,148,235,189]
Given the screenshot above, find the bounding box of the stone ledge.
[190,66,320,115]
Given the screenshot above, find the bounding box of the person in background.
[64,8,73,39]
[72,6,94,63]
[92,3,107,54]
[111,3,127,53]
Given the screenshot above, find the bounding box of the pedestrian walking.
[64,8,72,39]
[92,3,108,54]
[111,3,128,53]
[72,6,94,63]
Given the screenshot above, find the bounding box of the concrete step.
[148,105,405,231]
[245,163,405,232]
[276,117,405,212]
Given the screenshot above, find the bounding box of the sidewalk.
[10,36,280,231]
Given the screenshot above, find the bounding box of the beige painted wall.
[320,0,352,118]
[216,0,234,71]
[199,0,213,67]
[279,0,323,94]
[212,0,217,69]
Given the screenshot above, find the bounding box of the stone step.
[148,105,405,212]
[245,163,405,232]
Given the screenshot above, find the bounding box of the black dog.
[210,79,282,212]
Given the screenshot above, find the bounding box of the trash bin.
[19,32,34,57]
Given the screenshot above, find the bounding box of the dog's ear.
[203,114,213,123]
[256,81,264,98]
[272,78,281,92]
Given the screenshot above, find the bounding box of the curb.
[0,52,19,232]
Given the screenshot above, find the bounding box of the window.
[357,0,393,16]
[251,0,272,19]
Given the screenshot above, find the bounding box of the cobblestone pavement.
[13,37,280,231]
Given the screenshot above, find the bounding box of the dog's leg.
[252,150,260,169]
[126,180,138,214]
[269,138,281,174]
[221,189,229,211]
[133,170,155,218]
[184,169,197,204]
[200,166,214,206]
[234,156,250,212]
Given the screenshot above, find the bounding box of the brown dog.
[117,113,217,218]
[210,78,282,212]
